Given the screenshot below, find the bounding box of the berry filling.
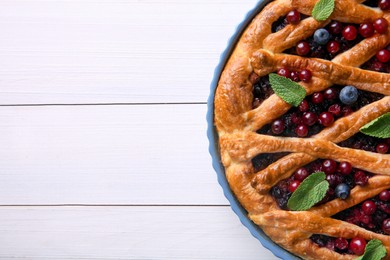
[380,0,390,10]
[270,159,372,210]
[252,75,274,108]
[333,190,390,235]
[252,4,389,256]
[310,235,368,256]
[252,152,290,172]
[270,15,382,64]
[271,12,309,33]
[254,85,383,138]
[338,133,390,154]
[283,22,364,60]
[361,45,390,73]
[272,16,288,33]
[363,0,380,7]
[363,0,390,10]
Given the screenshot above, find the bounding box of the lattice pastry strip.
[245,35,390,131]
[250,97,390,192]
[222,132,390,173]
[214,0,390,259]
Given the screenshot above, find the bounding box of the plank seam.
[0,204,229,207]
[0,102,207,107]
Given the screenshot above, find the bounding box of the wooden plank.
[0,206,278,259]
[0,104,230,205]
[0,0,257,105]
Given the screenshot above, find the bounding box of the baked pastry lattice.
[214,0,390,259]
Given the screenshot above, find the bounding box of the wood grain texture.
[0,206,278,259]
[0,0,279,259]
[0,0,257,104]
[0,104,229,205]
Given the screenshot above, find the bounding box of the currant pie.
[213,0,390,259]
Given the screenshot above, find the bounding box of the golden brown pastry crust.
[214,0,390,259]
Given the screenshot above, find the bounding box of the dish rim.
[206,1,301,259]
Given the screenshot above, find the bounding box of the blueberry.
[335,183,350,200]
[314,28,330,45]
[339,86,359,105]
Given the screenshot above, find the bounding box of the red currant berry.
[376,143,389,154]
[379,0,390,10]
[359,23,375,38]
[299,69,312,82]
[286,10,301,25]
[310,162,323,172]
[277,67,290,78]
[296,41,310,56]
[369,60,385,72]
[326,41,340,54]
[291,112,302,124]
[326,174,343,187]
[349,237,366,256]
[290,71,300,82]
[383,218,390,234]
[324,88,338,100]
[376,49,390,63]
[362,200,377,215]
[354,170,369,186]
[379,190,390,201]
[335,238,349,251]
[361,215,373,226]
[288,180,301,192]
[298,100,309,112]
[322,159,337,174]
[271,120,285,135]
[325,240,335,251]
[319,112,334,126]
[328,104,342,116]
[303,112,318,126]
[328,21,343,35]
[342,25,358,41]
[338,161,352,175]
[294,168,309,181]
[295,124,308,137]
[311,92,324,104]
[342,106,354,116]
[374,18,389,34]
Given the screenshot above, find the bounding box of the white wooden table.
[0,1,279,259]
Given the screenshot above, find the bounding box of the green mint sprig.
[312,0,335,21]
[287,172,329,211]
[269,73,306,107]
[360,113,390,139]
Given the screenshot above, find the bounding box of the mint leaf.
[287,172,329,211]
[312,0,335,21]
[360,113,390,138]
[356,239,386,260]
[269,73,306,107]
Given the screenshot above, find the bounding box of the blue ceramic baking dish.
[206,1,301,259]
